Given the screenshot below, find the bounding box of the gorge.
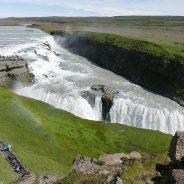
[1,26,184,135]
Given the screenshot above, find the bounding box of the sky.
[0,0,183,18]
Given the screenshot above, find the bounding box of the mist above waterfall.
[1,26,184,135]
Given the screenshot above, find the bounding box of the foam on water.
[1,26,184,135]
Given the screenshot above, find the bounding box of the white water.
[0,26,184,135]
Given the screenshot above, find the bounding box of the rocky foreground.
[0,55,34,88]
[7,131,184,184]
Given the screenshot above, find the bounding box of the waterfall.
[110,98,184,134]
[16,86,102,121]
[1,26,184,135]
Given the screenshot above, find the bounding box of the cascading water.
[0,26,184,135]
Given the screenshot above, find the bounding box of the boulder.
[91,84,119,95]
[171,169,184,184]
[99,153,129,166]
[169,131,184,161]
[72,155,101,175]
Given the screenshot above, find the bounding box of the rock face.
[101,95,113,121]
[0,55,34,88]
[169,131,184,161]
[81,85,119,121]
[169,132,184,183]
[156,131,184,183]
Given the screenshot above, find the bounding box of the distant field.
[0,16,183,46]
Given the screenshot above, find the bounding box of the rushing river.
[0,26,184,135]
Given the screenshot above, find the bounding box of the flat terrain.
[0,16,183,44]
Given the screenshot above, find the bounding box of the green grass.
[0,155,19,184]
[82,32,184,59]
[0,87,171,180]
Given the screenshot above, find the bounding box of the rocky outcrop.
[169,132,184,183]
[11,173,62,184]
[169,131,184,161]
[53,32,184,106]
[72,156,101,175]
[156,131,184,183]
[0,55,34,88]
[81,85,119,121]
[72,152,142,184]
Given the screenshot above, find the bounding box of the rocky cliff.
[0,56,34,88]
[81,85,119,121]
[52,32,184,106]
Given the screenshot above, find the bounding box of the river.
[0,26,183,134]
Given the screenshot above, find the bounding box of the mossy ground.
[0,87,171,182]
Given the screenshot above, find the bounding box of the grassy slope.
[0,87,171,181]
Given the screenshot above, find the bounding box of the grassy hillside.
[0,87,171,182]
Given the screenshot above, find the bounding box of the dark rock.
[101,95,113,121]
[81,85,119,121]
[169,131,184,161]
[91,85,119,95]
[91,84,104,92]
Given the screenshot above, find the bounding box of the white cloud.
[0,0,183,17]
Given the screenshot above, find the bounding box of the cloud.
[0,0,183,17]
